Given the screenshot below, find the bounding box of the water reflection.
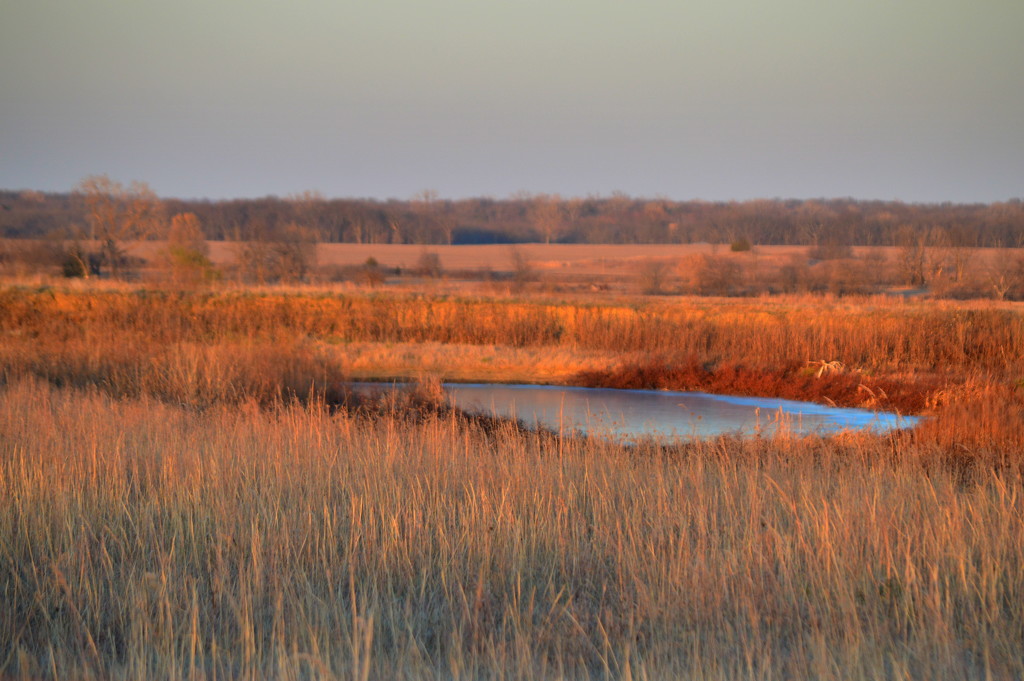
[353,382,918,441]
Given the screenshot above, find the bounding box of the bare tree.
[234,218,320,285]
[529,194,564,244]
[74,175,164,277]
[637,259,672,295]
[233,193,323,283]
[508,247,537,292]
[288,190,324,217]
[894,225,927,287]
[276,222,321,283]
[680,255,742,296]
[412,189,456,245]
[940,226,977,284]
[795,200,837,245]
[986,254,1024,300]
[389,215,405,245]
[234,222,276,284]
[564,198,584,236]
[916,226,975,293]
[415,251,443,278]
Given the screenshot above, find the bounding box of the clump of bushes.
[730,237,752,252]
[414,251,443,278]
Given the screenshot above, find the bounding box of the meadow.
[2,281,1023,679]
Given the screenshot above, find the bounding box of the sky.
[1,0,1022,203]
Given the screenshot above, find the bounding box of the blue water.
[351,382,918,441]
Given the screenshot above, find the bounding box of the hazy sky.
[2,0,1022,202]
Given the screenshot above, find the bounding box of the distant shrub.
[680,254,743,296]
[509,247,537,292]
[358,259,386,287]
[730,237,752,252]
[62,245,90,278]
[415,251,443,278]
[638,259,672,295]
[163,245,220,286]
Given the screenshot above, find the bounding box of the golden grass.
[338,341,617,384]
[3,284,1022,428]
[2,379,1023,679]
[2,281,1024,678]
[113,241,1014,276]
[3,286,1021,376]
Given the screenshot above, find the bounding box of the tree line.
[3,183,1024,250]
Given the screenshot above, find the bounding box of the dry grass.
[3,286,1022,374]
[2,282,1024,679]
[113,241,1014,277]
[2,285,1022,414]
[129,242,776,273]
[338,341,617,384]
[8,239,1022,299]
[3,379,1024,680]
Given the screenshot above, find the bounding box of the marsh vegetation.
[1,282,1023,679]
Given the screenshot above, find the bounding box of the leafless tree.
[986,253,1024,300]
[564,198,584,236]
[275,222,321,283]
[638,259,672,295]
[412,189,456,245]
[508,247,537,292]
[894,225,927,287]
[74,175,164,277]
[234,220,320,284]
[415,251,443,278]
[680,255,742,296]
[233,192,324,283]
[528,194,564,244]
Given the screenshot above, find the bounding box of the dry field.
[151,240,1011,275]
[8,238,1022,299]
[157,242,810,274]
[107,240,1023,299]
[2,282,1024,679]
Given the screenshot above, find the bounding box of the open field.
[213,242,748,273]
[6,239,1023,299]
[2,282,1024,679]
[137,240,1019,279]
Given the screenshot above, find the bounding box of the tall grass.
[3,284,1022,447]
[2,287,1022,377]
[2,379,1023,680]
[2,283,1023,678]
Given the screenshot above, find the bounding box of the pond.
[352,382,918,440]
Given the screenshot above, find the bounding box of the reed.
[2,287,1022,377]
[4,286,1023,445]
[2,282,1022,678]
[2,379,1022,680]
